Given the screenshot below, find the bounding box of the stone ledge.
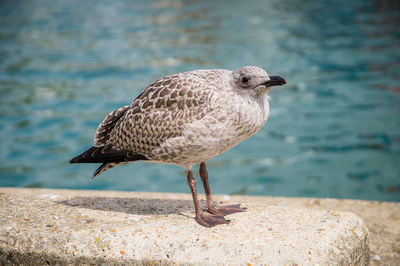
[0,188,369,265]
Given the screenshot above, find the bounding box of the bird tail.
[92,162,127,178]
[69,145,147,178]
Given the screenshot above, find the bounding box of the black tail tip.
[69,157,79,164]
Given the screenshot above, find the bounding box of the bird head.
[231,66,286,98]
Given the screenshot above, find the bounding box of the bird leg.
[186,170,230,227]
[199,162,246,216]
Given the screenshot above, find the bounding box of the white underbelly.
[151,95,270,169]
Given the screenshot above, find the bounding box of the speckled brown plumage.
[70,66,286,176]
[70,66,287,227]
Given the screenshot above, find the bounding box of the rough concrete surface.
[0,188,385,265]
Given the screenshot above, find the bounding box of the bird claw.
[195,212,230,227]
[207,204,247,216]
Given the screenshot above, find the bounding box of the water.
[1,0,399,201]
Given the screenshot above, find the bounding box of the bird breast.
[156,92,269,168]
[215,92,270,143]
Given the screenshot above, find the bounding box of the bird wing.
[69,105,136,165]
[70,70,227,173]
[107,72,216,157]
[94,105,129,147]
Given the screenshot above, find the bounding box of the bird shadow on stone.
[56,196,196,216]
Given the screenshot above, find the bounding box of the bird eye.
[241,77,249,84]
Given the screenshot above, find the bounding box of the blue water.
[1,0,399,201]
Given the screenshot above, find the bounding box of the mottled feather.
[70,66,277,175]
[94,105,129,147]
[106,71,222,156]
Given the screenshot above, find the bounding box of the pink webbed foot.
[207,204,247,216]
[195,212,230,227]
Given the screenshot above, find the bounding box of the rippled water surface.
[1,0,399,201]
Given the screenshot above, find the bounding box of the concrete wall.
[1,188,398,265]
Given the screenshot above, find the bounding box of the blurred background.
[0,0,399,201]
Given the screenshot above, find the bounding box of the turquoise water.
[1,0,399,201]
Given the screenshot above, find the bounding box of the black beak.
[264,76,287,87]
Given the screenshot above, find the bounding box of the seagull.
[70,66,286,227]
